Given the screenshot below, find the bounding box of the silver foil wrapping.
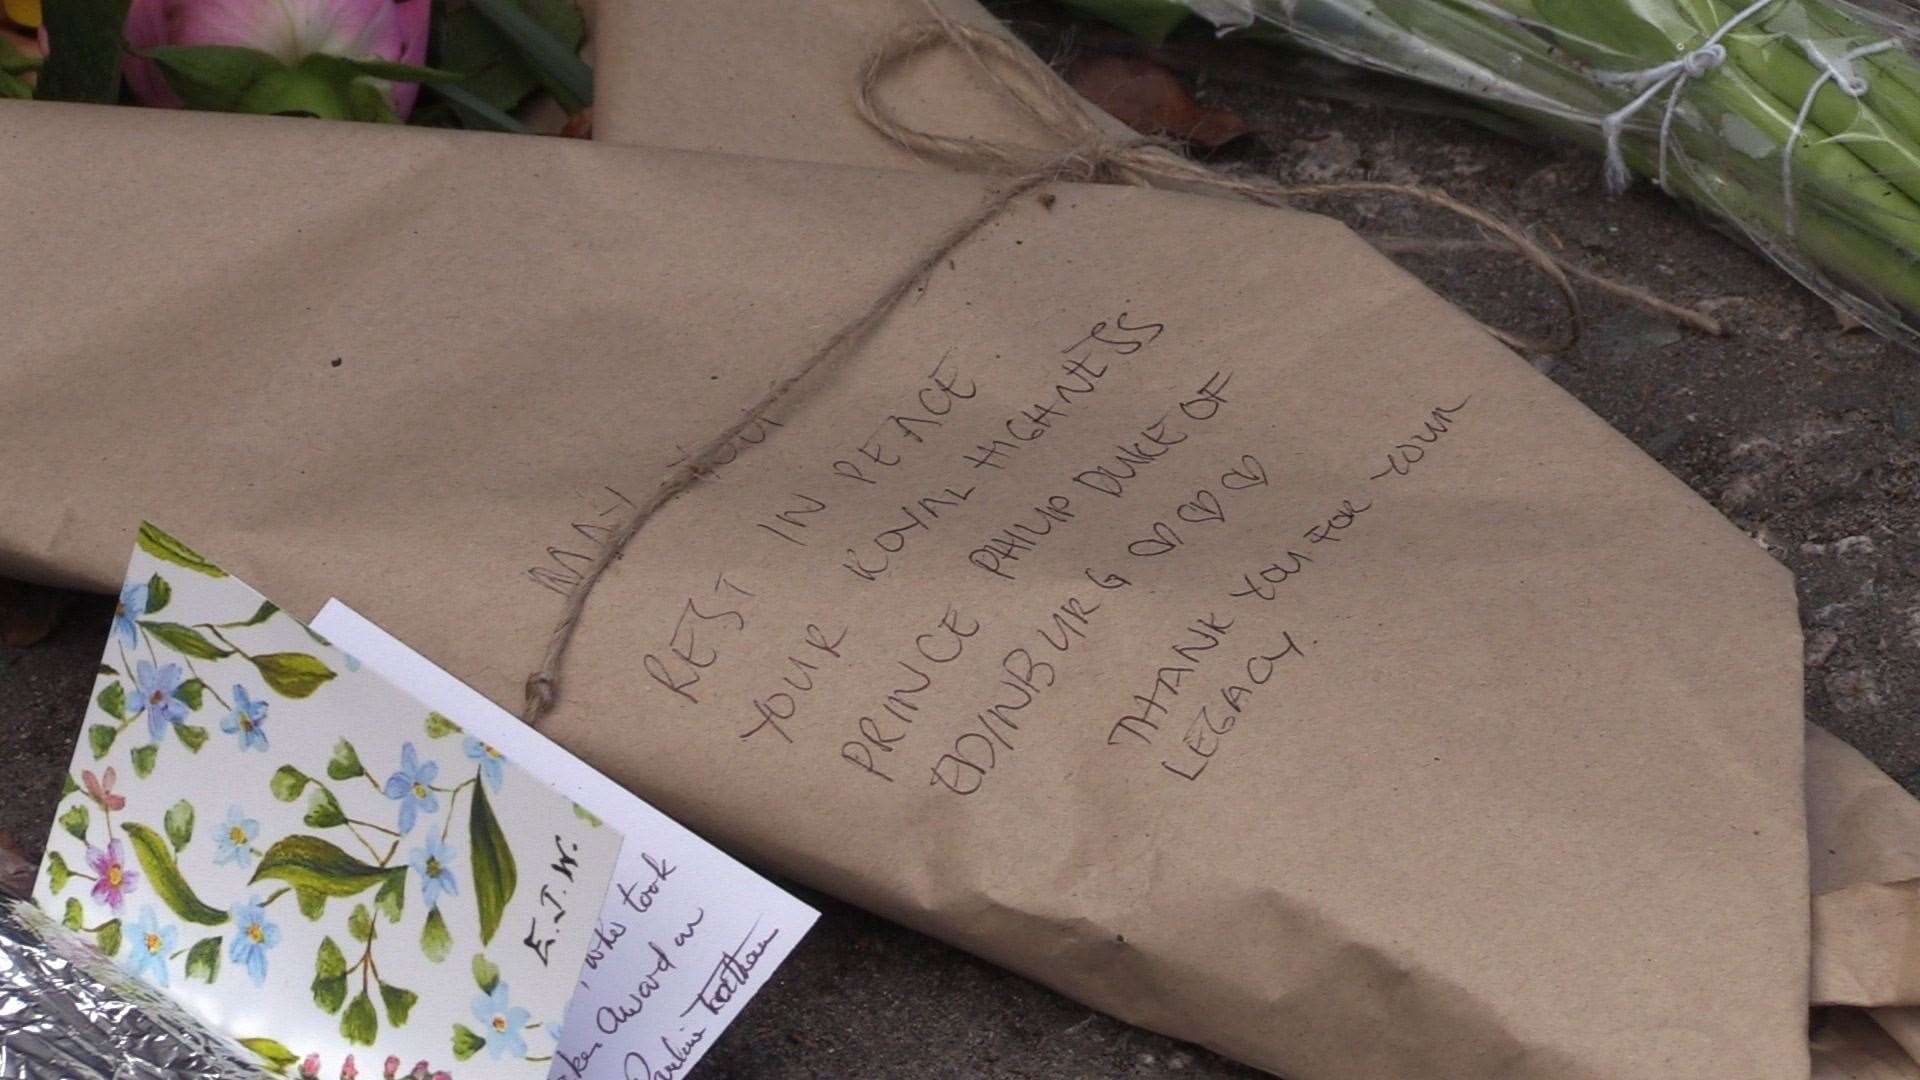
[0,899,266,1079]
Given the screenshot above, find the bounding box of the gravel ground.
[3,8,1918,1076]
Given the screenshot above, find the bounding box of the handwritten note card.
[33,525,621,1079]
[311,601,817,1080]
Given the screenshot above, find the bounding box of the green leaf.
[452,1023,486,1061]
[296,886,326,921]
[425,711,462,738]
[425,82,531,133]
[374,869,405,924]
[175,678,205,710]
[144,574,171,615]
[35,0,132,103]
[327,739,365,781]
[164,800,194,852]
[45,851,71,893]
[61,773,79,797]
[469,780,517,945]
[95,683,126,722]
[343,75,399,123]
[572,803,603,827]
[239,1037,300,1074]
[219,601,279,628]
[95,919,122,958]
[185,936,221,982]
[340,988,378,1046]
[312,937,348,1013]
[380,982,418,1026]
[252,835,404,899]
[87,723,117,759]
[250,653,336,699]
[130,744,158,778]
[347,903,373,943]
[176,724,208,752]
[270,766,311,802]
[471,952,499,995]
[62,897,83,930]
[124,823,229,925]
[143,43,285,111]
[96,664,117,678]
[466,0,592,111]
[421,906,451,962]
[134,522,228,578]
[235,63,350,118]
[339,56,464,83]
[437,0,583,117]
[139,621,231,660]
[59,804,88,843]
[304,787,346,829]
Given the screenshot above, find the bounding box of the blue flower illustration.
[463,737,506,793]
[215,805,260,868]
[219,685,270,752]
[382,742,439,835]
[472,982,530,1060]
[408,835,460,910]
[113,581,148,650]
[128,660,189,741]
[228,897,279,986]
[127,907,175,987]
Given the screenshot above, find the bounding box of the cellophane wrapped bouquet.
[1061,0,1920,348]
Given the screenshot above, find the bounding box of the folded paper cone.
[0,92,1836,1077]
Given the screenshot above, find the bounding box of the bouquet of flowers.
[1060,0,1920,349]
[29,0,589,133]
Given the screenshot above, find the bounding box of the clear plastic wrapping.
[0,900,266,1079]
[1144,0,1920,348]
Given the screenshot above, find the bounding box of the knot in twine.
[519,10,1720,728]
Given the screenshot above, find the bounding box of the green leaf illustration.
[326,738,365,781]
[61,898,82,930]
[97,664,116,678]
[469,780,517,946]
[451,1023,486,1061]
[61,773,79,797]
[380,982,418,1026]
[124,823,229,925]
[572,803,602,827]
[95,919,122,957]
[95,683,126,722]
[304,787,346,829]
[144,574,171,614]
[139,621,231,660]
[220,601,278,628]
[313,936,348,1013]
[59,804,88,843]
[421,907,451,962]
[252,835,403,899]
[185,936,221,982]
[175,678,205,710]
[136,522,228,578]
[250,653,336,699]
[471,952,499,995]
[87,724,117,759]
[239,1037,299,1074]
[374,869,405,924]
[269,766,311,802]
[176,724,208,752]
[341,988,378,1046]
[131,744,158,778]
[425,711,462,738]
[164,800,194,852]
[45,851,70,893]
[297,886,327,920]
[347,903,373,943]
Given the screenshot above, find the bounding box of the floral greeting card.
[32,523,623,1080]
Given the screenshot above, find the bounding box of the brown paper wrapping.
[0,2,1912,1075]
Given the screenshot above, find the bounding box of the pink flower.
[339,1055,358,1080]
[430,1073,450,1080]
[122,0,432,116]
[299,1053,322,1079]
[81,768,125,812]
[382,1058,400,1080]
[86,839,139,911]
[409,1062,430,1080]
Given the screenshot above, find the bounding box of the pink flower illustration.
[86,839,139,910]
[81,768,125,812]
